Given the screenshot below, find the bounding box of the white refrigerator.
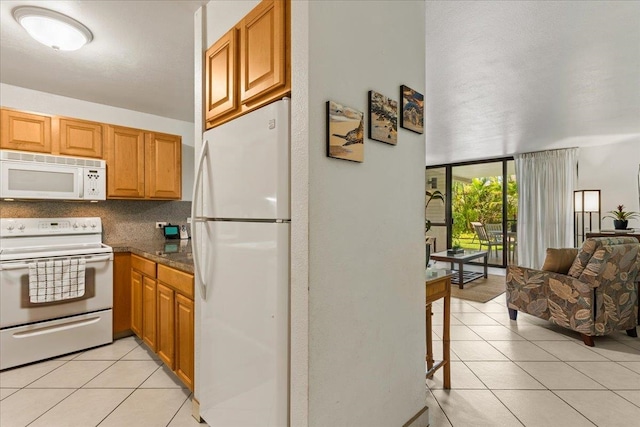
[192,99,290,426]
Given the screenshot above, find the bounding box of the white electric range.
[0,217,113,370]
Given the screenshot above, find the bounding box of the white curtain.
[514,148,578,269]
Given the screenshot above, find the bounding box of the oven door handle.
[0,254,113,270]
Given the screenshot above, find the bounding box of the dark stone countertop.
[107,239,194,274]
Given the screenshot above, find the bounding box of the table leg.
[458,262,464,289]
[483,254,488,278]
[443,290,451,389]
[426,303,434,374]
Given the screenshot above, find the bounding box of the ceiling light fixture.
[13,6,93,51]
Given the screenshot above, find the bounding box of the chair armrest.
[507,265,593,298]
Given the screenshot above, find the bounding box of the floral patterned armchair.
[506,237,640,346]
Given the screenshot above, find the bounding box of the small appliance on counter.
[163,224,180,239]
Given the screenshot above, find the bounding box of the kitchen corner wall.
[0,200,191,244]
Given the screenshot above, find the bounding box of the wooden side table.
[425,269,452,389]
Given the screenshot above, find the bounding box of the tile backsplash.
[0,200,191,244]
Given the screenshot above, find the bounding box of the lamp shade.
[574,190,601,213]
[13,6,93,51]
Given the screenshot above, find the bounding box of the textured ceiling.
[1,1,638,142]
[425,1,640,165]
[0,0,205,122]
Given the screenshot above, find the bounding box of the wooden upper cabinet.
[205,0,289,129]
[205,28,238,123]
[146,132,182,200]
[0,109,52,153]
[239,0,286,104]
[58,118,104,158]
[106,126,146,198]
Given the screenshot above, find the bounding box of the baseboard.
[403,405,429,427]
[191,397,202,422]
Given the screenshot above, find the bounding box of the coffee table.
[429,250,488,289]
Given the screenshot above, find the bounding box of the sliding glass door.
[426,158,517,268]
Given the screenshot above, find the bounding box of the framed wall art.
[326,100,364,163]
[400,85,424,134]
[368,90,398,145]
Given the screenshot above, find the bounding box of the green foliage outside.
[451,176,518,242]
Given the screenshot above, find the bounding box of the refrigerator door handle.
[191,138,209,300]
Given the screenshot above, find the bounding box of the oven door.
[0,253,113,328]
[0,160,83,200]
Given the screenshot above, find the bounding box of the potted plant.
[604,205,640,230]
[447,238,464,255]
[425,190,445,232]
[425,190,445,267]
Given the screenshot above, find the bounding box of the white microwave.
[0,150,106,201]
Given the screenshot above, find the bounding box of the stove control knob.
[7,224,14,231]
[18,224,25,231]
[90,223,97,229]
[81,224,87,229]
[73,223,79,229]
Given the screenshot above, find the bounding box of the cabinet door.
[113,253,132,337]
[59,118,103,158]
[175,294,194,391]
[106,126,145,198]
[0,109,52,153]
[145,132,182,199]
[156,283,175,369]
[131,270,143,338]
[205,28,238,124]
[239,0,286,104]
[142,276,157,351]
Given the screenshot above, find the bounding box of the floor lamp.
[574,190,601,247]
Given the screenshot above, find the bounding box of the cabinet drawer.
[131,254,156,278]
[157,264,194,298]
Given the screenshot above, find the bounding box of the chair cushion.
[541,248,579,274]
[567,237,639,279]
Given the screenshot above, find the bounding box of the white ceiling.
[425,1,640,165]
[0,0,205,122]
[1,1,638,152]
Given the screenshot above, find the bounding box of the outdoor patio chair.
[471,222,502,256]
[506,237,640,346]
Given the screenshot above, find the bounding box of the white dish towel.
[28,258,86,303]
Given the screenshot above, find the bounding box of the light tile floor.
[427,294,640,426]
[0,336,206,427]
[1,295,639,427]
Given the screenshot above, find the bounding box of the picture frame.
[400,85,424,134]
[326,100,364,163]
[368,90,398,145]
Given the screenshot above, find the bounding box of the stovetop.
[0,217,112,262]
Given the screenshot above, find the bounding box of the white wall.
[304,1,427,426]
[578,137,640,230]
[201,1,428,426]
[0,83,195,201]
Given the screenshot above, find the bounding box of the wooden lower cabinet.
[129,254,194,390]
[113,253,132,337]
[142,276,157,350]
[175,294,194,390]
[130,270,143,338]
[156,282,175,368]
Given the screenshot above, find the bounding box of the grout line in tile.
[95,388,137,427]
[165,393,193,427]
